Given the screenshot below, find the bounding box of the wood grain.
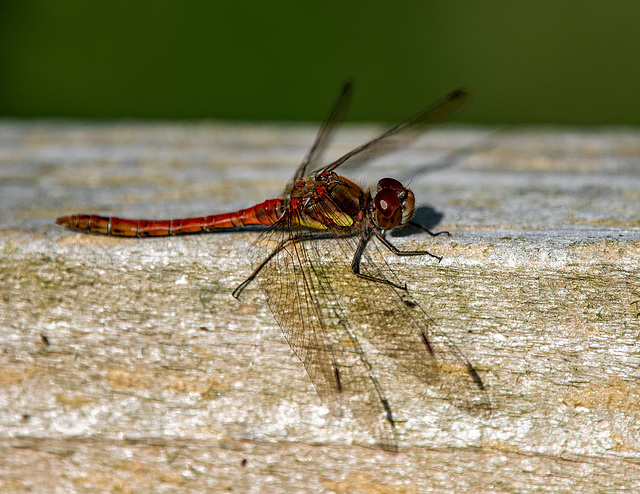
[1,121,639,492]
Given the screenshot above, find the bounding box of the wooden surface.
[1,120,640,492]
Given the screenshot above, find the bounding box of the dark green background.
[1,1,639,124]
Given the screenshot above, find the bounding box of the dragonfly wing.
[250,214,399,451]
[288,81,353,188]
[335,235,492,415]
[316,89,469,176]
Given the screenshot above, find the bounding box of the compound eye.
[375,190,399,217]
[377,177,404,191]
[399,190,415,226]
[373,189,402,230]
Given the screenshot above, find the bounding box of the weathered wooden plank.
[1,121,639,492]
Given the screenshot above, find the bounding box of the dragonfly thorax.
[371,177,415,231]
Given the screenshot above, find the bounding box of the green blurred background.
[1,0,639,125]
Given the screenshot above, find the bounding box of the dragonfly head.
[372,178,415,230]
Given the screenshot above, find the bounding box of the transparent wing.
[338,238,491,415]
[320,226,491,416]
[249,213,399,451]
[315,88,469,176]
[246,194,489,451]
[288,81,353,188]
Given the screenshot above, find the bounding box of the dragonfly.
[56,82,490,451]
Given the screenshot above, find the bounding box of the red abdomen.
[56,199,284,237]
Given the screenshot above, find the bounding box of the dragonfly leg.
[408,220,451,237]
[232,231,335,299]
[351,234,408,290]
[374,228,443,261]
